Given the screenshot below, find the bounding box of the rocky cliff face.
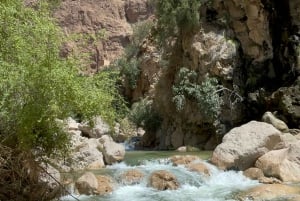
[53,0,153,73]
[51,0,300,150]
[124,0,300,150]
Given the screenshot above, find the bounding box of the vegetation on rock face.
[129,99,162,132]
[0,0,126,157]
[118,20,154,90]
[155,0,201,46]
[172,68,222,122]
[117,57,141,89]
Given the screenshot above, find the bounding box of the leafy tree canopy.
[0,0,127,157]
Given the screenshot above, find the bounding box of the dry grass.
[0,145,62,201]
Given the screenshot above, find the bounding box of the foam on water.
[60,158,259,201]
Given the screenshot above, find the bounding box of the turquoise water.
[60,151,260,201]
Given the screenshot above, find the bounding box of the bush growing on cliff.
[172,68,222,121]
[0,0,126,157]
[118,21,154,90]
[129,99,162,132]
[125,20,154,58]
[155,0,201,46]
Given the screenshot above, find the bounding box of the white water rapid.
[60,157,259,201]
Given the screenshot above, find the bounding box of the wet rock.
[96,175,114,195]
[99,135,125,165]
[262,111,289,132]
[187,162,210,176]
[258,176,282,184]
[211,121,282,170]
[148,170,179,190]
[237,184,300,201]
[75,172,114,195]
[255,141,300,182]
[75,172,98,195]
[243,167,281,184]
[243,168,264,180]
[170,155,200,166]
[119,169,144,185]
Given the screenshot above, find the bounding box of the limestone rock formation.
[211,121,282,170]
[125,0,153,23]
[255,141,300,182]
[54,0,153,72]
[148,170,179,190]
[216,0,273,62]
[52,131,105,172]
[99,135,125,165]
[269,79,300,127]
[262,111,289,132]
[243,167,281,184]
[78,116,110,138]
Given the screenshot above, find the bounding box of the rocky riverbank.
[50,111,299,200]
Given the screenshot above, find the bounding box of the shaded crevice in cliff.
[264,0,298,88]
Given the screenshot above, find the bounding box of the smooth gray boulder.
[211,121,282,170]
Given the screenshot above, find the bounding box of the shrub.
[129,99,162,131]
[117,57,141,89]
[0,0,126,157]
[155,0,201,46]
[172,67,222,121]
[125,20,154,58]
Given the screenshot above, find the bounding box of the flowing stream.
[60,151,259,201]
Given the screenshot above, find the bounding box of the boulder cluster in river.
[52,111,300,198]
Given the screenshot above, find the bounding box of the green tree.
[0,0,126,157]
[156,0,201,46]
[172,68,221,122]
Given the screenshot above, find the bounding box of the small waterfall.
[60,157,259,201]
[123,137,141,151]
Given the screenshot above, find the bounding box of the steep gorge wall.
[128,0,300,150]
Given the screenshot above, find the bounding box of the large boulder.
[243,167,281,184]
[75,172,99,195]
[237,184,300,201]
[211,121,282,170]
[99,135,125,165]
[78,116,110,138]
[187,162,210,176]
[148,170,179,190]
[52,132,105,171]
[119,169,144,185]
[75,172,114,195]
[170,155,200,166]
[255,141,300,182]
